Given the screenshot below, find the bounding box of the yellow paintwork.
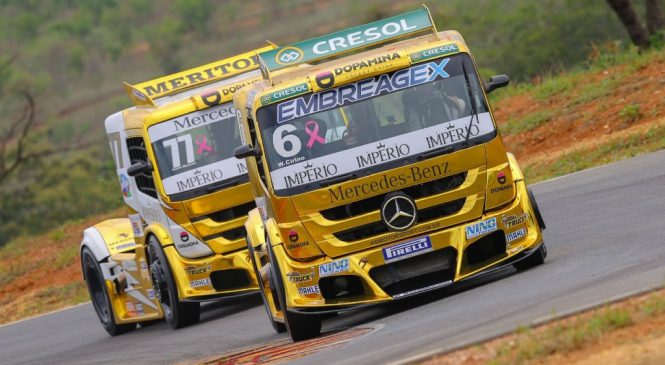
[235,25,545,321]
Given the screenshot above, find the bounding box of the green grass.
[503,110,555,135]
[54,244,79,269]
[619,103,642,124]
[489,307,634,365]
[642,294,665,316]
[524,123,665,182]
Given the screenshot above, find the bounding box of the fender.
[507,152,524,182]
[144,223,174,247]
[80,218,136,263]
[244,208,265,249]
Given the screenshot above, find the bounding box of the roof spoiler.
[257,6,438,84]
[124,45,276,106]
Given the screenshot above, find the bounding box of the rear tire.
[514,243,547,271]
[268,243,321,341]
[147,236,200,329]
[247,241,286,333]
[81,247,136,336]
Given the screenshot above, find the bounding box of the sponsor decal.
[506,228,527,243]
[332,52,401,79]
[129,214,144,237]
[425,121,482,149]
[392,280,452,299]
[186,264,212,276]
[286,271,316,283]
[508,244,526,254]
[502,213,527,228]
[277,59,451,124]
[410,44,460,62]
[297,285,321,295]
[382,236,432,263]
[286,241,309,250]
[136,303,144,316]
[465,217,497,239]
[125,301,137,317]
[319,258,350,277]
[140,260,150,279]
[176,238,202,251]
[147,289,156,300]
[380,193,417,232]
[288,230,299,242]
[497,171,507,184]
[356,143,410,168]
[315,71,335,89]
[114,241,136,251]
[261,82,310,105]
[131,88,147,101]
[149,104,236,138]
[140,54,260,97]
[120,174,131,198]
[122,260,137,271]
[259,8,433,72]
[190,278,212,288]
[329,162,449,203]
[199,78,261,107]
[180,232,190,242]
[489,185,513,194]
[282,162,338,189]
[370,222,441,245]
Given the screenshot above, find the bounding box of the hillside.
[1,47,663,325]
[0,0,633,247]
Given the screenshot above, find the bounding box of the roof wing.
[124,45,276,106]
[257,6,437,83]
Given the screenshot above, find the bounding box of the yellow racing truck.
[234,8,547,340]
[80,46,275,335]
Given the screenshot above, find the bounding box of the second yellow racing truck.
[234,7,547,340]
[80,46,275,335]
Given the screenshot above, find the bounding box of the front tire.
[268,243,321,341]
[147,236,200,329]
[81,247,136,336]
[247,241,286,333]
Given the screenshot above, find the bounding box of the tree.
[606,0,664,49]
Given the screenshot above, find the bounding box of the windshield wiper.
[319,173,357,188]
[417,145,455,161]
[461,60,479,149]
[205,175,245,194]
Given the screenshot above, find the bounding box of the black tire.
[268,242,321,341]
[514,243,547,271]
[147,236,200,329]
[528,188,546,230]
[247,240,287,333]
[81,247,136,336]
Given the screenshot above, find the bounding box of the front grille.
[192,201,254,223]
[321,172,467,220]
[203,226,247,241]
[333,198,466,242]
[369,248,456,296]
[210,269,251,291]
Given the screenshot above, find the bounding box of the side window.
[247,116,267,185]
[126,137,158,199]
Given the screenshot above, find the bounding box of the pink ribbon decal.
[195,135,213,154]
[305,120,325,149]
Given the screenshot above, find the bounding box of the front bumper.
[164,246,259,301]
[272,180,543,311]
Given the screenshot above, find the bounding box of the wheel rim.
[84,256,111,324]
[148,246,174,322]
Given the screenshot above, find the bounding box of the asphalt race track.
[2,150,664,365]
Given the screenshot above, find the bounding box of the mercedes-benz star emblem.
[380,192,417,231]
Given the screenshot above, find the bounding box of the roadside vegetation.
[0,0,644,248]
[421,288,665,365]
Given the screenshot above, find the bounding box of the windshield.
[148,102,247,201]
[257,53,494,196]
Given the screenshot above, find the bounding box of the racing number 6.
[273,124,301,158]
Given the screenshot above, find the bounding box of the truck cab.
[234,8,547,341]
[80,46,275,335]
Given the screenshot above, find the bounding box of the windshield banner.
[277,59,451,124]
[269,112,494,191]
[161,157,246,195]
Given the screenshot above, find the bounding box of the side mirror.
[485,74,510,94]
[234,144,261,159]
[127,161,153,177]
